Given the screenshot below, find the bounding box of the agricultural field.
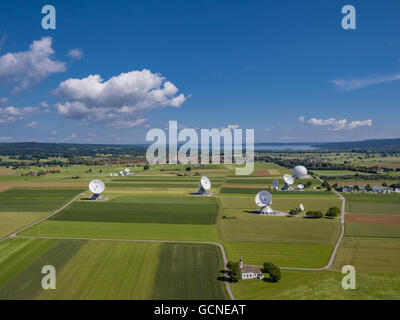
[0,159,399,300]
[231,270,400,300]
[0,238,160,299]
[344,193,400,214]
[152,243,228,300]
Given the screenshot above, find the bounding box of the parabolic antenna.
[283,174,294,186]
[89,180,105,200]
[193,176,212,195]
[200,176,211,190]
[300,203,305,212]
[255,190,272,207]
[298,184,304,190]
[272,180,279,187]
[125,168,130,173]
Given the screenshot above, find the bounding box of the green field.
[0,238,160,299]
[345,223,400,238]
[332,238,400,273]
[344,193,400,214]
[219,214,340,245]
[0,188,83,212]
[2,158,399,300]
[51,195,219,225]
[20,220,218,242]
[0,212,49,239]
[231,270,400,300]
[224,242,332,268]
[152,243,228,300]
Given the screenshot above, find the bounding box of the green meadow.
[153,243,228,300]
[51,195,219,225]
[0,188,84,212]
[344,193,400,214]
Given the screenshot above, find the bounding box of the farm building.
[240,258,264,280]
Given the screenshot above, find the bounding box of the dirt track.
[346,213,400,225]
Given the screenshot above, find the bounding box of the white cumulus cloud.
[0,106,38,124]
[298,116,372,131]
[0,37,66,93]
[53,69,188,128]
[67,48,83,60]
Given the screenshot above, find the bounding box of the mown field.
[0,238,160,299]
[152,243,228,300]
[0,188,84,212]
[51,196,219,225]
[223,242,332,268]
[231,269,400,300]
[344,193,400,214]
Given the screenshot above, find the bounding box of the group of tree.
[227,261,241,282]
[263,262,281,282]
[305,206,341,219]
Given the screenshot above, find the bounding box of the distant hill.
[0,142,146,158]
[313,139,400,151]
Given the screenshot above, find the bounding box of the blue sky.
[0,0,399,144]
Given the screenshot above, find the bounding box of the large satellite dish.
[200,176,211,190]
[89,180,105,200]
[255,190,275,215]
[125,168,130,173]
[283,174,294,185]
[193,176,212,195]
[298,184,304,190]
[255,190,272,207]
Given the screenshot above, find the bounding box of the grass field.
[0,188,83,212]
[152,243,228,300]
[344,193,400,214]
[0,212,49,239]
[231,270,400,300]
[223,241,332,268]
[2,158,399,300]
[345,223,400,238]
[332,237,400,273]
[20,220,218,242]
[0,238,160,299]
[219,214,340,245]
[0,238,57,290]
[51,195,219,225]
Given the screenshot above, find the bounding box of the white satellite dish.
[298,184,304,190]
[201,176,211,190]
[194,176,211,195]
[255,190,272,206]
[89,180,105,200]
[283,174,294,185]
[125,168,130,173]
[255,190,274,215]
[119,171,125,176]
[272,180,279,187]
[300,203,305,212]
